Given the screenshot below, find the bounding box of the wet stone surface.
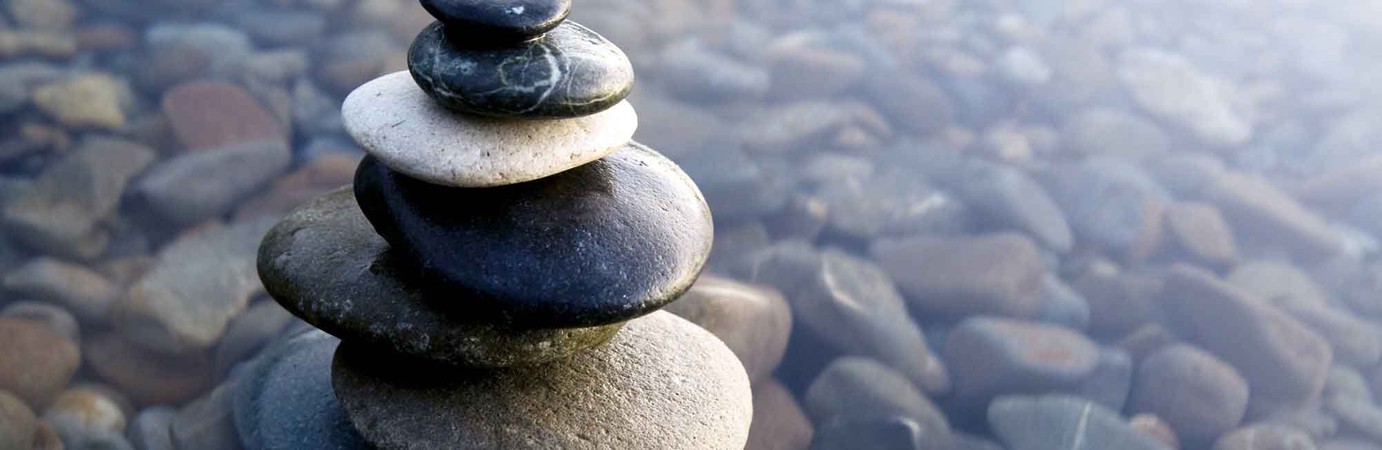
[354,142,712,328]
[232,330,368,450]
[331,312,752,450]
[419,0,571,42]
[408,20,633,119]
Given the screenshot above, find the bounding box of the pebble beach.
[1,0,1381,449]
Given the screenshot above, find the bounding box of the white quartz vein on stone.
[343,71,637,187]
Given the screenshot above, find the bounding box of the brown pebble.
[43,387,127,436]
[0,390,37,450]
[665,276,792,383]
[84,333,213,406]
[31,420,63,450]
[1159,202,1238,267]
[2,258,118,324]
[0,318,80,409]
[161,81,286,152]
[0,302,79,344]
[746,380,813,450]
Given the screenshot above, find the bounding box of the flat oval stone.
[343,71,636,187]
[408,21,634,119]
[354,142,713,328]
[332,311,752,450]
[419,0,570,42]
[257,189,623,367]
[232,330,368,450]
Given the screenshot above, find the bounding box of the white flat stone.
[343,71,637,187]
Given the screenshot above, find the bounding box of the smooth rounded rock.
[0,318,80,408]
[408,21,633,119]
[1129,344,1249,445]
[85,333,213,406]
[233,330,368,450]
[2,258,117,325]
[0,390,36,450]
[258,189,624,367]
[1072,271,1165,338]
[944,317,1100,413]
[803,357,950,440]
[665,275,792,383]
[748,380,812,450]
[1205,172,1344,260]
[872,233,1047,320]
[111,218,276,355]
[1161,265,1332,415]
[420,0,570,41]
[212,301,296,377]
[43,387,128,437]
[343,71,636,187]
[136,140,292,226]
[989,395,1167,450]
[332,311,752,450]
[1,138,154,260]
[354,142,712,328]
[127,407,177,450]
[731,244,951,395]
[161,81,286,152]
[1130,414,1181,449]
[0,301,79,343]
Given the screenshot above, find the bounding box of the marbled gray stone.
[408,21,632,119]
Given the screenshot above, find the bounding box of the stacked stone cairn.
[246,0,753,448]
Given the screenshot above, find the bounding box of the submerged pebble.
[3,0,1382,449]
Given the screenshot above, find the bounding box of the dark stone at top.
[408,20,634,119]
[354,142,713,328]
[231,330,368,450]
[420,0,571,42]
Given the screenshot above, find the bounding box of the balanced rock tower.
[245,0,753,448]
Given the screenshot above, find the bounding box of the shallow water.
[1,0,1381,448]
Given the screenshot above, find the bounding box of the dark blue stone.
[419,0,570,41]
[811,416,945,450]
[232,331,368,450]
[257,189,624,367]
[353,142,713,328]
[408,20,634,119]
